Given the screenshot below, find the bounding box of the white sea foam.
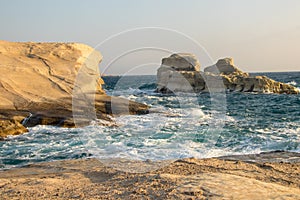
[188,108,206,117]
[2,73,300,170]
[287,81,297,86]
[1,117,300,171]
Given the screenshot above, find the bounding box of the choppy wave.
[286,81,297,86]
[138,82,157,90]
[0,126,89,170]
[1,72,300,170]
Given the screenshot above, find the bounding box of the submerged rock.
[156,54,299,94]
[0,41,149,138]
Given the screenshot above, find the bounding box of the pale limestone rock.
[223,75,299,94]
[156,54,299,94]
[0,40,105,110]
[217,57,234,66]
[204,57,248,77]
[161,53,200,71]
[0,41,149,138]
[157,53,202,93]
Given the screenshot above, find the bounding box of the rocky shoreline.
[0,41,149,138]
[1,42,299,199]
[1,43,298,138]
[0,151,299,199]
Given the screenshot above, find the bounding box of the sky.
[1,0,300,74]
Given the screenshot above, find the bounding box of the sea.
[1,72,300,170]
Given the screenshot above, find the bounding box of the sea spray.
[1,72,300,170]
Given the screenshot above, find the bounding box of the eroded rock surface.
[0,151,299,199]
[204,57,248,77]
[0,41,149,138]
[156,54,299,94]
[161,53,200,71]
[157,53,203,93]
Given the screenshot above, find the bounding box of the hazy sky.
[1,0,300,74]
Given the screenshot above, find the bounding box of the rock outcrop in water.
[0,41,149,138]
[156,54,299,94]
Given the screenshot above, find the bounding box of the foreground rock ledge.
[0,151,299,199]
[0,41,149,138]
[157,53,299,94]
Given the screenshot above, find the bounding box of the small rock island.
[156,53,299,94]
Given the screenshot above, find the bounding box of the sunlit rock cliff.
[0,41,148,138]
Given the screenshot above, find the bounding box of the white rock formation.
[156,54,299,94]
[204,57,248,77]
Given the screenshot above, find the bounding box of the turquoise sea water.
[1,72,300,170]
